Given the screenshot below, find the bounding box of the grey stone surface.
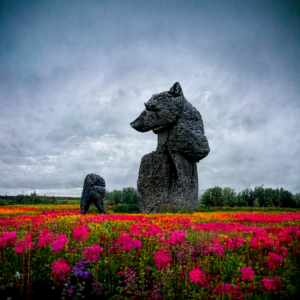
[130,82,210,213]
[80,173,106,214]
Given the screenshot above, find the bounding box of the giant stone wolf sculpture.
[130,82,210,213]
[80,173,106,214]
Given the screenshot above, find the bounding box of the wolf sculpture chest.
[130,82,210,213]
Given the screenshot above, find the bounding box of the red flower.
[14,234,34,254]
[83,244,103,261]
[52,234,68,252]
[166,230,186,246]
[37,229,53,248]
[189,265,209,289]
[0,232,17,247]
[155,248,172,270]
[241,266,255,281]
[73,225,91,242]
[267,252,283,270]
[261,278,282,291]
[51,259,71,281]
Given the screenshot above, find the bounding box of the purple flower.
[72,261,92,279]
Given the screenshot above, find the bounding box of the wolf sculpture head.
[130,82,210,162]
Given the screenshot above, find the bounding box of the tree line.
[2,186,300,209]
[199,185,300,208]
[0,188,138,206]
[105,187,138,205]
[0,191,57,205]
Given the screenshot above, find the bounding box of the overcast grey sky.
[0,0,300,196]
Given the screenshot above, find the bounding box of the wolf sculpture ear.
[169,82,184,97]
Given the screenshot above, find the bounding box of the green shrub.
[112,203,140,214]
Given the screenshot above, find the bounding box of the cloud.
[0,0,300,195]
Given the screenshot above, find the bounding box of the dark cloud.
[0,0,300,195]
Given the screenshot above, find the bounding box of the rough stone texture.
[130,82,210,213]
[80,173,106,214]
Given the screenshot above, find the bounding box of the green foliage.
[294,193,300,208]
[199,185,299,208]
[200,186,223,207]
[105,187,138,205]
[197,206,300,212]
[0,192,57,205]
[253,198,260,207]
[253,185,265,207]
[112,203,140,213]
[222,187,237,207]
[280,189,295,208]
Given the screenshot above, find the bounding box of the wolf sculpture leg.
[91,186,106,214]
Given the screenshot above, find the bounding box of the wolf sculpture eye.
[144,103,158,112]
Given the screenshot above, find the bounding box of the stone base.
[137,150,198,213]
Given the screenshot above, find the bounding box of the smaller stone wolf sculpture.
[80,173,106,214]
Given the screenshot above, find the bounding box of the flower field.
[1,205,300,299]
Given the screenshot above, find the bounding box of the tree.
[280,189,295,208]
[201,186,223,207]
[112,190,122,204]
[236,192,247,207]
[121,187,138,204]
[273,188,281,207]
[222,187,237,207]
[264,188,274,207]
[240,188,251,206]
[30,191,38,197]
[294,193,300,208]
[253,185,265,207]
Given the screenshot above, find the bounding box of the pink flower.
[109,246,120,254]
[261,278,282,291]
[241,266,255,281]
[267,252,283,270]
[132,239,142,250]
[51,259,71,281]
[116,233,142,252]
[233,237,245,249]
[166,230,186,246]
[250,235,278,250]
[204,243,224,256]
[213,283,235,294]
[14,234,34,254]
[222,283,235,293]
[145,224,163,237]
[52,234,68,252]
[0,232,17,247]
[213,283,242,299]
[155,248,172,270]
[73,225,91,242]
[83,244,103,261]
[37,229,53,248]
[189,266,209,289]
[276,247,288,257]
[117,233,131,246]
